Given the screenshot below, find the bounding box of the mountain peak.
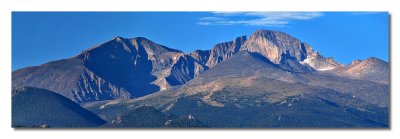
[347,57,387,68]
[250,30,295,41]
[349,59,362,66]
[341,57,388,84]
[112,36,160,46]
[113,36,125,41]
[131,36,151,42]
[235,35,247,41]
[113,36,152,41]
[365,57,386,63]
[241,30,305,64]
[239,30,344,71]
[253,29,285,35]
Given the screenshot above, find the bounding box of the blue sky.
[12,12,388,71]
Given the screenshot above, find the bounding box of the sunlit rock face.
[240,30,344,71]
[241,30,307,64]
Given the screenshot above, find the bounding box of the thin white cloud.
[196,22,212,25]
[198,12,324,27]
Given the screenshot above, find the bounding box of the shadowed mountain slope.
[12,37,207,102]
[12,87,106,128]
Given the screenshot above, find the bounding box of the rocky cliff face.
[188,50,211,65]
[241,30,344,71]
[205,36,247,67]
[241,30,307,64]
[165,55,208,86]
[187,30,344,72]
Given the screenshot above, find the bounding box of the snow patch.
[315,67,336,71]
[299,58,311,65]
[300,57,336,71]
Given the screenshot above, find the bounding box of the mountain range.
[12,30,389,128]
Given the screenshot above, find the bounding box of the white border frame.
[1,0,399,139]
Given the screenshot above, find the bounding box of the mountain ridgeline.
[12,30,389,128]
[13,30,386,103]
